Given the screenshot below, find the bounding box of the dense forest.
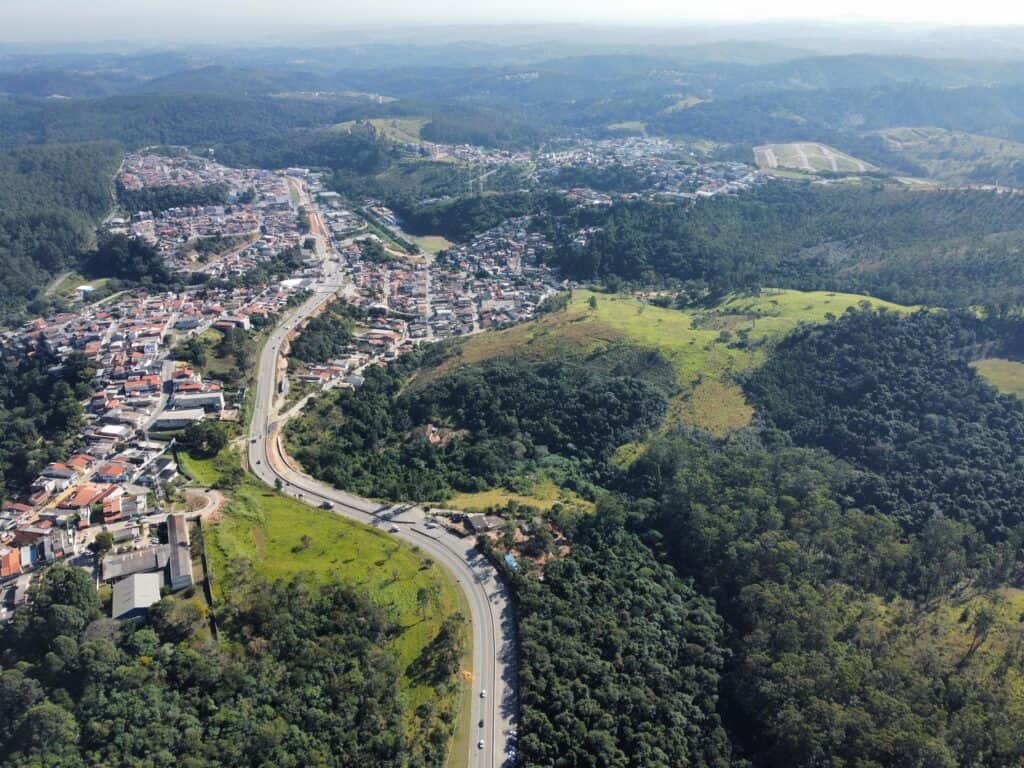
[0,141,122,321]
[396,191,570,242]
[213,122,393,175]
[504,307,1024,768]
[0,351,94,498]
[0,566,414,768]
[548,163,652,193]
[542,183,1024,306]
[420,109,546,149]
[79,233,174,287]
[288,298,359,364]
[746,308,1024,538]
[512,512,732,768]
[622,427,1024,767]
[0,92,384,151]
[287,346,675,501]
[117,183,229,214]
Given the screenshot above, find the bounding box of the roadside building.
[152,408,205,430]
[167,513,194,591]
[102,546,169,583]
[171,391,225,413]
[112,572,163,620]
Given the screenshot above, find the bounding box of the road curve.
[246,285,517,768]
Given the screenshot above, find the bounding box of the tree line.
[538,182,1024,307]
[1,565,418,768]
[286,346,674,502]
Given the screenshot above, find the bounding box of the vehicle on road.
[477,740,485,750]
[480,690,487,698]
[425,521,437,529]
[388,524,400,533]
[320,501,333,510]
[479,719,484,727]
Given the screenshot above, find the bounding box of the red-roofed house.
[0,546,21,578]
[123,374,162,395]
[95,462,131,484]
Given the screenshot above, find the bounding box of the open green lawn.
[414,235,455,254]
[663,95,705,112]
[46,271,114,303]
[904,587,1024,721]
[972,357,1024,398]
[181,451,471,765]
[421,288,910,436]
[186,325,269,393]
[193,329,233,379]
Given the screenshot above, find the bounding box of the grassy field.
[335,117,428,144]
[606,121,647,134]
[663,95,705,112]
[875,126,1024,185]
[903,587,1024,721]
[972,357,1024,398]
[420,288,910,436]
[183,450,471,765]
[46,272,114,303]
[754,142,875,173]
[415,235,455,254]
[447,478,595,513]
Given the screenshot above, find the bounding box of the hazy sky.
[1,0,1022,43]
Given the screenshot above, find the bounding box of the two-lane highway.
[246,281,516,767]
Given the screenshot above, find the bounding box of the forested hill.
[287,343,675,502]
[0,141,122,321]
[543,183,1024,307]
[0,565,412,767]
[0,93,382,150]
[746,308,1024,538]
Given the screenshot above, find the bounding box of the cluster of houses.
[4,136,683,617]
[535,136,768,199]
[346,217,559,340]
[114,153,308,277]
[422,141,531,170]
[118,152,227,192]
[0,160,326,608]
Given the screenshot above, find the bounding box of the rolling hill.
[874,126,1024,186]
[417,288,910,439]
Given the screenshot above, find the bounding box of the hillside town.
[0,150,565,618]
[0,135,764,618]
[535,136,768,199]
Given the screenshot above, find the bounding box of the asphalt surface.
[246,274,517,767]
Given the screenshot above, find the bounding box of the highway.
[245,242,517,766]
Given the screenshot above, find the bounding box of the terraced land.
[755,142,875,173]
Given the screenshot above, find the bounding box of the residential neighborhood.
[0,148,568,619]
